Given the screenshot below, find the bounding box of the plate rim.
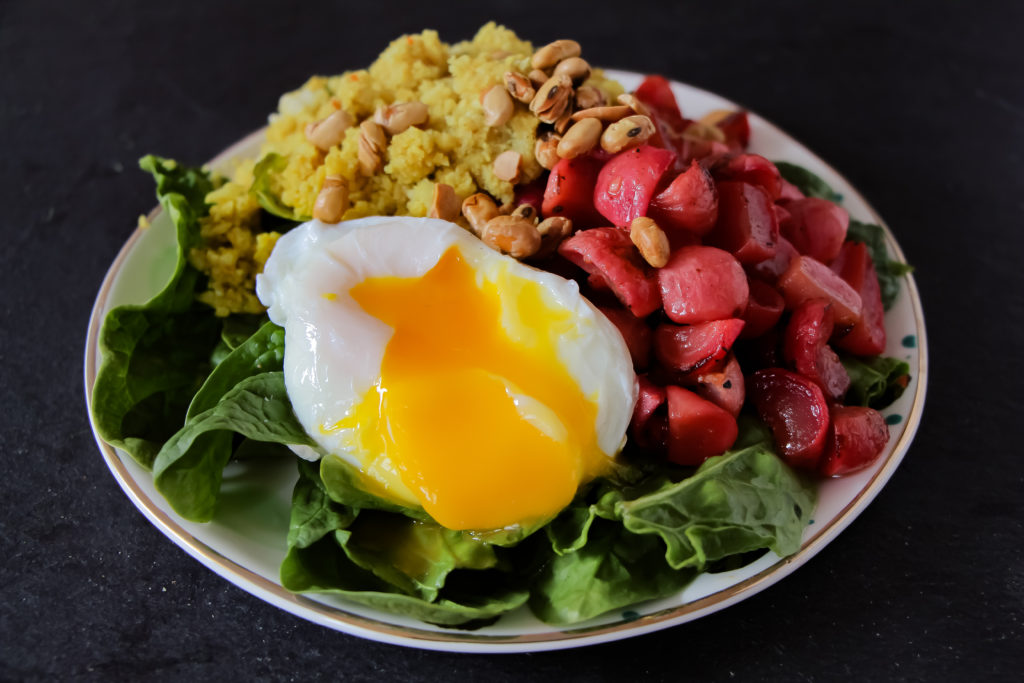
[83,71,928,653]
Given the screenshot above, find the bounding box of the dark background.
[2,0,1022,680]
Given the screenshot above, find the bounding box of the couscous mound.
[190,23,621,316]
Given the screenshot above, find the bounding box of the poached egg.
[257,216,636,531]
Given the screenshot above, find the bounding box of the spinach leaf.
[774,161,843,202]
[842,354,911,409]
[91,157,221,468]
[153,372,313,522]
[250,153,310,223]
[529,517,695,625]
[319,453,430,519]
[281,460,527,627]
[289,458,359,550]
[618,444,816,571]
[847,220,914,310]
[187,321,285,418]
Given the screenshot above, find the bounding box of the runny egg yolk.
[337,246,609,531]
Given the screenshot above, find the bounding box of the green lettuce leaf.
[774,161,843,202]
[153,372,313,521]
[846,219,914,310]
[250,153,310,222]
[90,156,221,467]
[841,354,911,409]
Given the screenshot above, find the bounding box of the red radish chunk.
[708,154,783,200]
[653,319,745,375]
[780,198,850,263]
[634,76,687,131]
[631,375,668,450]
[665,386,739,466]
[594,145,677,227]
[542,155,606,228]
[558,228,661,317]
[778,179,805,202]
[831,241,887,356]
[715,111,750,149]
[783,299,851,400]
[708,181,779,265]
[740,279,785,339]
[748,236,798,284]
[513,177,546,216]
[600,306,653,370]
[777,255,862,328]
[647,160,719,235]
[659,245,749,324]
[693,354,745,417]
[820,406,889,477]
[749,368,830,470]
[633,75,687,149]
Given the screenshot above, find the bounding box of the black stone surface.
[2,1,1022,680]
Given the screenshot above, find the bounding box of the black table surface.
[2,0,1022,679]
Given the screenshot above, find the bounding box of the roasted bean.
[493,150,523,182]
[305,109,354,151]
[312,175,349,224]
[531,39,581,71]
[535,216,573,258]
[481,215,542,258]
[617,93,653,118]
[504,71,536,103]
[512,203,538,224]
[358,120,387,175]
[482,85,514,127]
[373,101,429,136]
[600,114,655,154]
[428,183,460,222]
[553,57,591,85]
[574,85,606,110]
[629,216,670,268]
[570,104,632,122]
[528,69,549,89]
[530,73,573,124]
[461,193,499,235]
[534,133,562,170]
[556,117,602,159]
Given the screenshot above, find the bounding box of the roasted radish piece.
[777,255,862,328]
[600,305,653,370]
[542,155,606,228]
[831,241,887,356]
[653,319,745,376]
[558,227,662,317]
[708,153,783,200]
[708,181,779,264]
[594,145,677,227]
[693,354,745,417]
[783,299,851,400]
[740,279,785,339]
[665,386,739,466]
[658,245,749,324]
[779,198,849,264]
[647,160,719,235]
[631,375,668,450]
[820,405,889,477]
[749,368,830,470]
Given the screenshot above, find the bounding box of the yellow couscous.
[190,23,622,316]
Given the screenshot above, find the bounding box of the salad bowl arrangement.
[85,27,926,652]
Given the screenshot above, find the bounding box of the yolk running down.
[344,247,607,531]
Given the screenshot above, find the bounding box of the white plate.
[83,70,928,653]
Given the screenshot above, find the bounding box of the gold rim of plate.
[82,74,928,652]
